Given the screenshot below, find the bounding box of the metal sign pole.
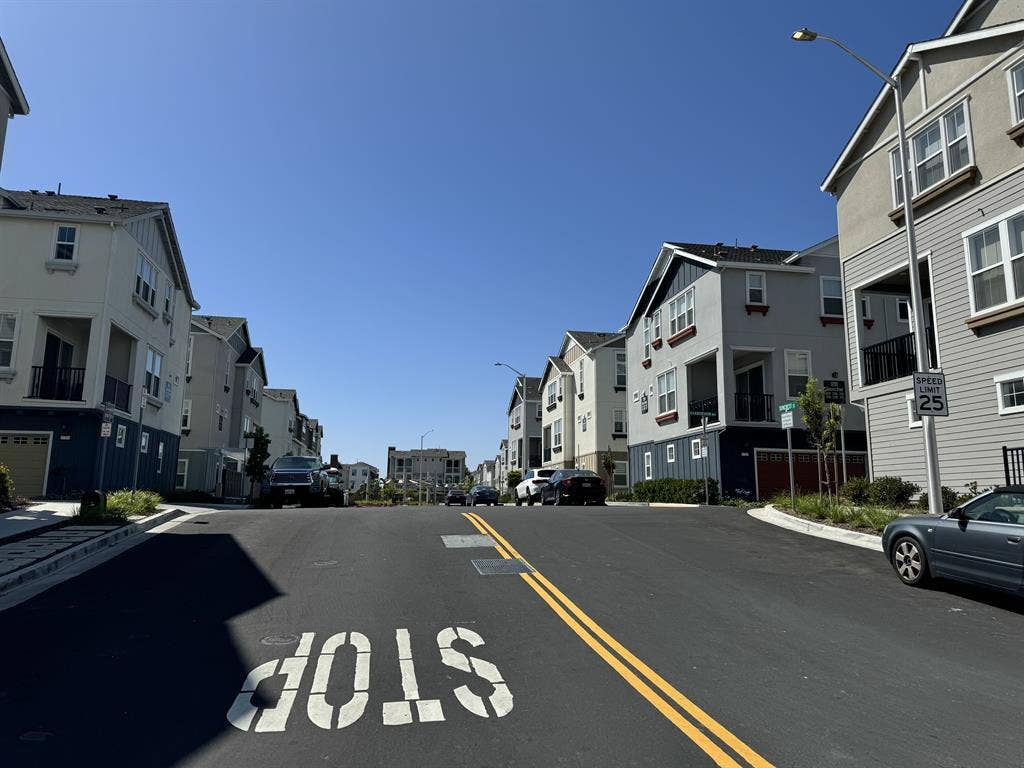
[840,406,848,486]
[702,416,709,505]
[131,402,144,492]
[787,425,796,510]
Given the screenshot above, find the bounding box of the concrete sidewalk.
[0,502,81,541]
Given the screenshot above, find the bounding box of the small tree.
[796,378,843,501]
[506,469,522,491]
[461,471,475,491]
[601,452,617,488]
[244,426,271,500]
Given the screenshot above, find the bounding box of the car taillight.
[562,479,573,488]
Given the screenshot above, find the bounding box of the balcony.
[688,396,719,429]
[543,448,551,463]
[734,392,775,422]
[103,374,132,413]
[861,331,937,386]
[28,366,85,401]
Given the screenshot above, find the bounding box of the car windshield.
[535,470,555,478]
[559,470,597,478]
[273,457,320,470]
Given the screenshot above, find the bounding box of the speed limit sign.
[913,372,948,417]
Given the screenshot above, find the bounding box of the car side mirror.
[947,507,962,519]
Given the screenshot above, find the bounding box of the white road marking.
[226,659,279,731]
[437,626,513,718]
[308,632,372,729]
[255,656,309,732]
[382,627,444,725]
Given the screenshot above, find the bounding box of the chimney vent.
[108,194,118,200]
[29,189,39,194]
[750,244,759,251]
[95,206,106,215]
[45,190,56,196]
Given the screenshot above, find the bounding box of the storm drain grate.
[471,558,534,576]
[441,534,495,549]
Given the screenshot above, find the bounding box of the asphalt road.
[1,504,1022,768]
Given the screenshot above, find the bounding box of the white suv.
[514,469,556,505]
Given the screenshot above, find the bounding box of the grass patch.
[770,493,902,534]
[74,489,163,524]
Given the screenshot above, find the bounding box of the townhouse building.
[822,0,1024,491]
[0,190,198,497]
[539,331,629,489]
[386,446,466,488]
[505,376,542,472]
[475,458,497,487]
[262,387,301,466]
[326,455,378,491]
[623,239,867,500]
[495,439,508,492]
[294,414,322,459]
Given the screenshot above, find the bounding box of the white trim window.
[185,335,194,377]
[643,451,652,480]
[668,287,695,335]
[785,350,811,397]
[963,210,1024,314]
[181,398,192,429]
[994,370,1024,415]
[580,413,588,432]
[656,368,677,414]
[157,441,164,473]
[652,309,662,341]
[0,312,17,368]
[578,358,585,395]
[643,317,652,360]
[53,225,77,261]
[1010,59,1024,125]
[135,253,158,308]
[536,403,542,419]
[746,271,766,305]
[820,276,843,317]
[890,101,973,204]
[140,431,150,454]
[906,393,922,429]
[511,405,522,429]
[510,440,519,466]
[613,460,628,487]
[897,298,911,323]
[616,352,627,387]
[164,282,173,318]
[145,348,163,397]
[243,415,252,435]
[666,443,676,463]
[552,419,563,449]
[860,295,872,320]
[547,380,557,407]
[613,408,626,434]
[691,438,702,460]
[175,459,188,489]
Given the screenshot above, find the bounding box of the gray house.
[822,0,1024,491]
[505,376,542,473]
[178,316,267,496]
[623,239,867,500]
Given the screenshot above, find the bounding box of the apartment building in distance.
[505,376,542,472]
[386,446,466,487]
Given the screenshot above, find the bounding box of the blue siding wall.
[628,430,722,486]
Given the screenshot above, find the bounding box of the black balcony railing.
[103,374,132,412]
[688,396,719,429]
[543,448,551,463]
[861,330,938,386]
[734,392,775,422]
[28,365,85,401]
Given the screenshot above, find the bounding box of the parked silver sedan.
[881,486,1024,594]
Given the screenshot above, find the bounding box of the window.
[668,288,695,335]
[994,370,1024,415]
[547,381,557,406]
[181,398,192,429]
[656,368,677,414]
[145,349,163,397]
[616,352,627,387]
[643,451,652,480]
[897,298,911,323]
[116,424,127,448]
[243,415,252,435]
[288,417,294,433]
[536,403,542,419]
[164,282,173,317]
[135,253,157,307]
[185,335,194,376]
[1010,61,1024,124]
[820,276,843,316]
[613,461,628,487]
[691,438,702,460]
[906,393,922,429]
[860,295,872,320]
[890,101,972,203]
[785,350,810,397]
[963,210,1024,314]
[510,441,519,465]
[746,271,766,305]
[613,408,626,434]
[643,317,651,359]
[511,405,522,429]
[175,459,188,489]
[0,312,16,368]
[140,431,150,454]
[581,414,588,432]
[578,358,585,395]
[54,225,77,261]
[157,442,164,473]
[666,444,675,463]
[632,390,639,403]
[653,309,662,340]
[218,412,224,431]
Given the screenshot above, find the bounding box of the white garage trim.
[0,430,54,496]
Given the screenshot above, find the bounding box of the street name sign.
[691,410,716,417]
[778,401,797,413]
[913,372,948,417]
[823,379,847,404]
[780,411,794,430]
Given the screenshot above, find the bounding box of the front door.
[735,365,765,421]
[931,491,1024,591]
[41,333,74,399]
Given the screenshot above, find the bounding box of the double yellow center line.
[463,511,774,768]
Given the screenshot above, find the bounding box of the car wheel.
[554,490,564,506]
[515,492,522,506]
[527,493,534,506]
[891,536,930,586]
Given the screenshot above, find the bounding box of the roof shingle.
[665,242,795,266]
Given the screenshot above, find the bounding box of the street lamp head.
[791,27,817,42]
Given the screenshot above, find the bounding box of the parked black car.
[266,456,330,508]
[539,469,606,506]
[445,488,467,506]
[467,484,499,506]
[882,486,1024,593]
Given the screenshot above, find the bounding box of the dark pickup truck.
[266,455,330,508]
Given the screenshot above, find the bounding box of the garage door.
[0,433,50,498]
[755,448,866,500]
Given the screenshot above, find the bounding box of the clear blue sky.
[1,0,961,471]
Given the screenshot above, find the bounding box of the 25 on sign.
[227,626,512,733]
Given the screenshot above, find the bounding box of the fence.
[1003,445,1024,486]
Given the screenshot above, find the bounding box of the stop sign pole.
[779,402,797,509]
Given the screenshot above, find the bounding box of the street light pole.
[792,28,943,516]
[419,428,434,506]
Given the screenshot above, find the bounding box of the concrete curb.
[606,501,646,507]
[747,505,883,552]
[0,507,186,594]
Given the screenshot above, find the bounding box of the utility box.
[79,490,106,518]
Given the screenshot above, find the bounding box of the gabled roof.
[821,3,1024,192]
[263,387,296,400]
[0,37,29,116]
[563,330,625,354]
[540,355,572,387]
[236,345,268,383]
[192,315,246,340]
[506,375,541,414]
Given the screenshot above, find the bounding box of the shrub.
[840,477,871,504]
[916,486,961,512]
[607,491,634,502]
[0,462,13,510]
[105,489,163,521]
[498,494,511,504]
[868,476,919,508]
[718,497,753,509]
[632,478,720,505]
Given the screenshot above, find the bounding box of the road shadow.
[0,530,281,767]
[926,577,1024,615]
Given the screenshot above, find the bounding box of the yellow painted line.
[464,511,774,768]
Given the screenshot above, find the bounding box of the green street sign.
[691,411,716,417]
[778,401,797,413]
